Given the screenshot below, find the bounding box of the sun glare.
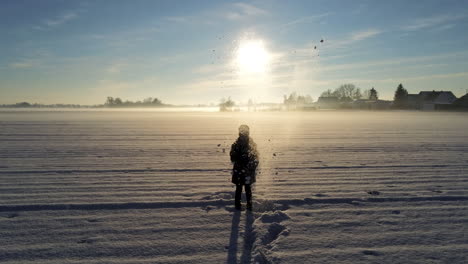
[236,40,271,74]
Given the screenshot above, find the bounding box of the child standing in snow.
[230,125,259,210]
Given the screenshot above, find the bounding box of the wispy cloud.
[162,3,268,26]
[281,12,331,30]
[34,11,79,30]
[351,3,368,15]
[86,25,161,48]
[431,23,456,32]
[349,28,382,41]
[165,16,188,23]
[225,2,268,20]
[278,47,468,76]
[317,71,468,86]
[308,28,382,52]
[46,12,78,26]
[234,3,268,16]
[9,60,37,69]
[106,62,128,74]
[402,14,465,31]
[9,62,34,69]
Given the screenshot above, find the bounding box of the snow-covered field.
[1,110,467,264]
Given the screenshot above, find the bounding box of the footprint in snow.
[6,213,19,218]
[259,211,290,223]
[78,238,97,244]
[204,205,215,212]
[314,193,328,197]
[362,250,381,256]
[260,222,289,246]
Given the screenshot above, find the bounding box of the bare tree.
[363,89,371,100]
[333,84,358,99]
[320,89,334,97]
[353,88,362,100]
[106,97,114,105]
[219,97,235,111]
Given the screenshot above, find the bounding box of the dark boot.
[245,184,253,211]
[235,184,242,210]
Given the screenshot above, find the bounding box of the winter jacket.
[230,135,259,185]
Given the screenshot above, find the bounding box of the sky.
[1,0,468,105]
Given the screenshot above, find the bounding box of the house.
[419,91,457,110]
[352,99,392,110]
[352,99,371,109]
[406,91,457,110]
[372,100,393,110]
[316,96,340,109]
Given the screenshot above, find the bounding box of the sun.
[236,40,271,74]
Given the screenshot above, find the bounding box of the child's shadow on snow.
[227,210,254,264]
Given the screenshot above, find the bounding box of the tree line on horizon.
[1,83,463,110]
[0,97,166,108]
[283,93,314,108]
[217,83,414,111]
[104,96,165,107]
[320,84,378,101]
[0,102,86,108]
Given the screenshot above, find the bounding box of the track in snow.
[1,110,467,263]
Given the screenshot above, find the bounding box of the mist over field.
[1,110,467,263]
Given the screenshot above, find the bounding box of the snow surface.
[0,110,467,263]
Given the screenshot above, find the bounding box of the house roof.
[418,91,456,102]
[317,96,339,103]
